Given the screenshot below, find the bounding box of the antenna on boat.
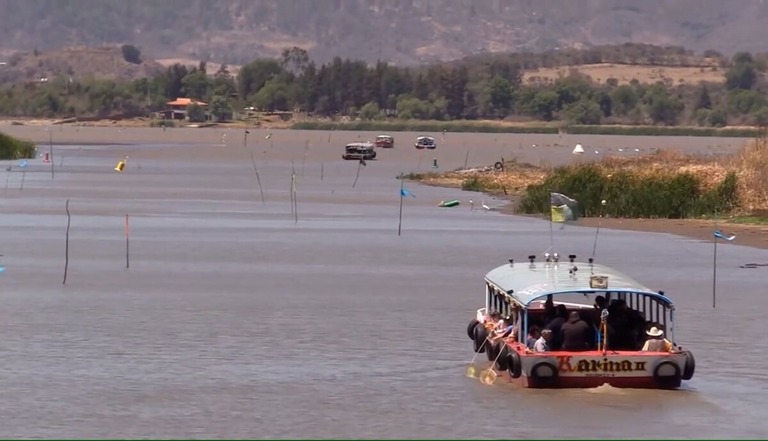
[591,199,607,262]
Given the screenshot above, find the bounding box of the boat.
[375,134,395,148]
[414,136,436,150]
[342,142,377,161]
[467,254,695,389]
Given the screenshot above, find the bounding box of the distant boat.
[414,136,436,150]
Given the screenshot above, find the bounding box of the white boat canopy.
[484,260,674,308]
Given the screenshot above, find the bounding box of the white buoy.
[572,144,584,155]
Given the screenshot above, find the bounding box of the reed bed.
[408,135,768,219]
[0,131,36,160]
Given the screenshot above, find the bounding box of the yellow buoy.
[114,160,126,172]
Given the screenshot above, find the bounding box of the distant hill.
[1,0,768,66]
[0,47,164,84]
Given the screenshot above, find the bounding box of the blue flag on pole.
[714,230,736,241]
[400,188,416,198]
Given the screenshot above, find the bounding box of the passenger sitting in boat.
[480,310,502,328]
[560,311,593,351]
[641,326,675,352]
[490,317,513,338]
[546,305,568,350]
[533,329,552,352]
[526,325,541,349]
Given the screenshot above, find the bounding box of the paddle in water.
[465,330,492,378]
[480,338,509,385]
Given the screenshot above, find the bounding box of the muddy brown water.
[0,126,766,438]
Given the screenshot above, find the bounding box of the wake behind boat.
[466,254,695,389]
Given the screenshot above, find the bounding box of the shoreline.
[1,117,763,138]
[417,179,768,249]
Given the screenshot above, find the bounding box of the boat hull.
[475,340,692,390]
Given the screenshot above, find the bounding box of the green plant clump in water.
[518,164,739,219]
[0,131,36,160]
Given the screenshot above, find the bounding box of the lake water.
[0,130,766,438]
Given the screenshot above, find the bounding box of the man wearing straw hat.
[641,326,675,352]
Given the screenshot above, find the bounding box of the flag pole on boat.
[591,199,608,268]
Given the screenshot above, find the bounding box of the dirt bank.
[575,217,768,249]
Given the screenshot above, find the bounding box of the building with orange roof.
[162,97,210,121]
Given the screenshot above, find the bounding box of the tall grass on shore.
[517,163,738,219]
[292,120,759,138]
[0,131,36,160]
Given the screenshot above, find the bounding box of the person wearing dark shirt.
[561,311,592,351]
[546,304,568,350]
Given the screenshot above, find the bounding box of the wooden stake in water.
[49,132,54,180]
[321,162,324,181]
[463,148,470,170]
[125,213,130,269]
[4,167,11,196]
[352,159,364,188]
[301,140,309,176]
[249,151,266,205]
[63,199,71,285]
[19,167,26,191]
[398,173,405,236]
[712,214,718,309]
[291,172,298,224]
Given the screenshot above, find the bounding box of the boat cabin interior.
[484,283,674,352]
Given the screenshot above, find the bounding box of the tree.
[611,85,638,116]
[693,85,712,110]
[359,101,381,120]
[643,85,684,125]
[563,99,602,125]
[238,59,283,100]
[186,103,206,122]
[725,52,757,91]
[528,90,559,121]
[181,71,210,100]
[488,76,513,118]
[209,95,231,121]
[253,78,290,111]
[121,44,141,64]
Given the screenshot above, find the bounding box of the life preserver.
[682,351,695,380]
[530,361,559,386]
[467,320,480,340]
[653,361,682,388]
[473,323,488,353]
[494,161,504,171]
[507,351,522,379]
[495,345,510,371]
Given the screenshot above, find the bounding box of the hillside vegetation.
[2,44,766,131]
[2,0,768,65]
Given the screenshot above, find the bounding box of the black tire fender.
[507,351,522,379]
[473,323,488,353]
[682,351,695,380]
[486,339,499,361]
[494,161,504,171]
[495,345,510,371]
[653,361,682,388]
[530,361,559,384]
[467,320,480,340]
